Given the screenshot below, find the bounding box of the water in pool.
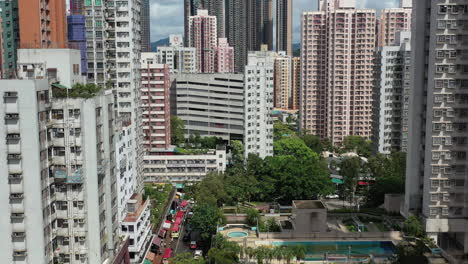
[228,231,248,238]
[272,241,395,260]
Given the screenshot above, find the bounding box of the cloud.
[150,0,400,42]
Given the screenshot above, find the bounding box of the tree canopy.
[171,116,186,146]
[170,253,206,264]
[342,135,373,157]
[190,203,225,242]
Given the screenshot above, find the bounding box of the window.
[430,208,439,216]
[442,208,449,215]
[95,0,102,5]
[85,0,92,6]
[431,180,439,188]
[430,193,439,201]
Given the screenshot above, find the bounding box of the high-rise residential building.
[226,0,273,72]
[0,0,19,79]
[184,0,224,42]
[378,0,412,47]
[84,0,143,192]
[141,0,150,52]
[18,0,67,49]
[0,49,121,264]
[156,35,197,74]
[214,38,234,73]
[184,0,199,47]
[69,0,84,15]
[291,57,300,110]
[67,15,87,75]
[274,52,292,109]
[374,32,411,154]
[244,46,275,159]
[172,73,244,141]
[276,0,292,55]
[300,0,376,145]
[188,9,217,73]
[140,54,172,150]
[404,1,468,259]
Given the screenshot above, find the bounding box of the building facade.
[374,32,411,154]
[0,0,19,78]
[214,37,234,73]
[141,0,150,52]
[188,9,217,73]
[300,0,376,145]
[276,0,292,55]
[144,148,227,183]
[378,0,412,47]
[225,0,273,72]
[67,15,87,75]
[69,0,84,15]
[172,73,244,141]
[244,47,275,159]
[140,54,172,151]
[156,35,197,74]
[0,79,119,264]
[404,0,468,260]
[18,0,67,48]
[291,57,300,110]
[274,52,292,110]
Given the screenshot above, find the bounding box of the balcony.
[5,113,19,120]
[13,250,27,257]
[10,193,24,200]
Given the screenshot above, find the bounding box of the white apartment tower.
[156,35,197,74]
[85,0,143,192]
[374,32,411,154]
[300,0,376,146]
[378,0,412,47]
[244,46,275,159]
[404,1,468,261]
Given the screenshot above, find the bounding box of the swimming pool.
[272,241,395,261]
[227,231,248,238]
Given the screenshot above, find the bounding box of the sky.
[150,0,400,43]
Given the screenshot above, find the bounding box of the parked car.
[194,250,202,259]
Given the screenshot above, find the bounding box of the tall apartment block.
[140,54,171,150]
[18,0,67,49]
[404,1,468,260]
[184,0,199,47]
[172,73,244,141]
[156,34,197,74]
[214,38,234,73]
[0,0,19,78]
[291,57,300,110]
[378,0,412,47]
[141,0,150,52]
[244,47,275,159]
[84,0,143,192]
[188,9,217,73]
[374,32,411,154]
[0,49,121,263]
[274,52,297,110]
[184,0,224,41]
[276,0,292,55]
[225,0,273,72]
[67,15,87,75]
[300,0,376,145]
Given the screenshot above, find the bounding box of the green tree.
[403,215,424,237]
[301,134,323,154]
[342,136,373,157]
[224,172,258,204]
[190,203,225,242]
[273,137,318,160]
[391,241,429,264]
[340,157,364,205]
[171,116,186,146]
[170,252,206,264]
[273,121,296,140]
[229,140,244,165]
[207,234,240,264]
[192,173,227,206]
[245,208,260,226]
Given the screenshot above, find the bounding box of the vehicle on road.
[190,241,197,249]
[171,224,180,239]
[194,250,202,259]
[326,194,339,199]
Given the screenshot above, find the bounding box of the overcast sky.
[150,0,400,42]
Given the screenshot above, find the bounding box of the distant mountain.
[150,37,170,52]
[293,43,300,57]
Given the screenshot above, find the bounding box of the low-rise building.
[120,194,152,263]
[144,147,227,183]
[156,35,197,74]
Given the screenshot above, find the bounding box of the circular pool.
[227,231,248,238]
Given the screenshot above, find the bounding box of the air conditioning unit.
[63,237,69,242]
[77,219,85,224]
[78,237,86,242]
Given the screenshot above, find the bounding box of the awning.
[332,178,344,184]
[163,248,172,259]
[158,229,167,237]
[175,217,182,225]
[176,183,184,189]
[172,224,179,232]
[51,83,69,89]
[176,211,184,218]
[180,200,188,207]
[144,259,152,264]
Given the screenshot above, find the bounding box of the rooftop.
[123,193,149,223]
[293,200,326,209]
